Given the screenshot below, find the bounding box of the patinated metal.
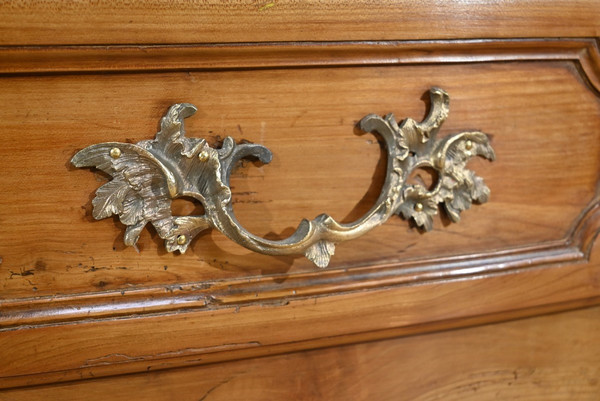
[71,88,495,268]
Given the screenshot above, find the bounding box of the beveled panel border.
[1,200,598,330]
[1,38,600,389]
[1,38,599,329]
[0,39,599,93]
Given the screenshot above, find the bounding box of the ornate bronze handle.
[72,88,495,268]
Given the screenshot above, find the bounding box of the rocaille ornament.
[72,88,495,268]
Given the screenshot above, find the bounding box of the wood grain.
[1,43,599,300]
[2,245,600,388]
[0,39,598,80]
[1,17,600,395]
[0,1,599,46]
[2,305,599,400]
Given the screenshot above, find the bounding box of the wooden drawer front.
[3,306,600,401]
[1,38,600,389]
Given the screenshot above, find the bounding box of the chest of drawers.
[1,1,600,399]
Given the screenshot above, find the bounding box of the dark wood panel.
[2,305,599,400]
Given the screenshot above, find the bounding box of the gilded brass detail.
[71,88,495,268]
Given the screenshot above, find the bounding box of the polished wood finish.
[1,1,600,398]
[1,0,599,45]
[2,40,599,299]
[0,39,599,83]
[4,306,600,400]
[3,257,600,389]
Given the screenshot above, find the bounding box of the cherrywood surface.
[1,38,600,390]
[2,243,600,388]
[1,43,599,300]
[0,39,599,86]
[3,305,599,401]
[0,0,599,45]
[1,1,600,396]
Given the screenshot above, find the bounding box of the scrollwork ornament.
[72,88,495,268]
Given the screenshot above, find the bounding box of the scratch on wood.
[85,266,108,273]
[80,343,262,368]
[198,372,244,401]
[232,199,272,204]
[8,269,34,278]
[232,191,257,196]
[258,2,275,11]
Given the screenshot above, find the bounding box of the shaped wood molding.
[71,88,494,267]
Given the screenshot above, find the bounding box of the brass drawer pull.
[72,88,495,268]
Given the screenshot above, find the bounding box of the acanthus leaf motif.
[119,192,144,226]
[72,104,211,254]
[164,216,212,253]
[73,88,494,268]
[91,179,131,220]
[305,240,336,269]
[360,87,494,232]
[397,186,438,231]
